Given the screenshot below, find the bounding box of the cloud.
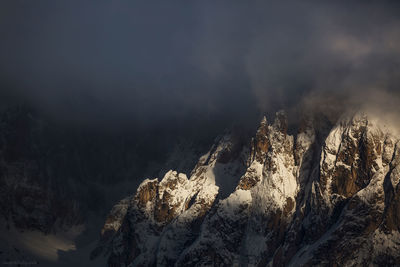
[0,1,399,130]
[241,3,400,114]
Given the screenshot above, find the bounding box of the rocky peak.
[260,115,267,126]
[320,111,386,198]
[253,116,270,163]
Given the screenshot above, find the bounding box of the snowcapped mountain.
[93,110,400,266]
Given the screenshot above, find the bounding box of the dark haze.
[1,1,400,130]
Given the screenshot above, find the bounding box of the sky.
[1,1,400,130]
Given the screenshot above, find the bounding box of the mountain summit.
[93,110,400,266]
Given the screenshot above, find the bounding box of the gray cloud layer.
[1,1,400,129]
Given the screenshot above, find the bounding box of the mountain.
[0,106,215,266]
[92,110,400,266]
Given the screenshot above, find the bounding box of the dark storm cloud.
[1,1,400,129]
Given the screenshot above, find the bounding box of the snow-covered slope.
[93,110,400,266]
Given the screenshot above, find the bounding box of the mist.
[1,1,400,130]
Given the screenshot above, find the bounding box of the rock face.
[0,107,82,233]
[93,110,400,266]
[0,106,214,235]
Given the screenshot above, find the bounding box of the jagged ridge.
[93,110,400,266]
